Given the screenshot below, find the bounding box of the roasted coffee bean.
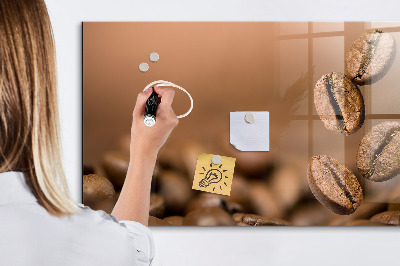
[328,201,387,226]
[308,155,363,215]
[163,216,184,226]
[148,216,171,226]
[83,174,115,206]
[186,193,243,215]
[102,151,130,189]
[185,193,225,213]
[183,207,235,226]
[345,29,396,85]
[149,193,165,218]
[232,213,290,226]
[314,72,365,136]
[345,219,385,226]
[357,121,400,182]
[158,170,193,215]
[370,211,400,225]
[327,188,388,225]
[248,182,282,218]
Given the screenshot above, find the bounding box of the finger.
[159,88,175,107]
[133,89,152,116]
[153,86,165,95]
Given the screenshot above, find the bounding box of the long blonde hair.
[0,0,76,216]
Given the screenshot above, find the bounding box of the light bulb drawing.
[198,163,229,192]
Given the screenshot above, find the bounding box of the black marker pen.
[144,87,159,127]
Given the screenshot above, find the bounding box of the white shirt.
[0,171,155,266]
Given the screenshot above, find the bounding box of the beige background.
[83,22,277,166]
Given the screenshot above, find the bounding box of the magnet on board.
[139,62,149,72]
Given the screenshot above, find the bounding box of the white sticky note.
[230,111,269,151]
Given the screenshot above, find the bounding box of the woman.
[0,0,178,265]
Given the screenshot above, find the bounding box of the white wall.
[47,0,400,265]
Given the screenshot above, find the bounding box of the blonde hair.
[0,0,76,216]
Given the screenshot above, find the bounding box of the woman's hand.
[130,86,179,156]
[112,87,178,224]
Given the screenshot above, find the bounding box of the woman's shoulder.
[71,203,136,240]
[72,204,155,265]
[62,204,135,259]
[74,203,120,224]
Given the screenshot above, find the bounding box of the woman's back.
[0,172,154,266]
[0,1,179,264]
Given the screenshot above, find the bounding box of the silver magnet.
[211,155,222,165]
[244,112,255,124]
[139,62,149,72]
[149,52,159,62]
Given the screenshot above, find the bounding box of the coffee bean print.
[370,211,400,226]
[183,207,235,226]
[83,174,116,213]
[357,121,400,182]
[314,72,365,135]
[186,193,243,215]
[163,216,184,226]
[101,151,130,190]
[83,174,115,205]
[308,155,363,215]
[344,219,385,226]
[346,29,396,85]
[232,213,290,226]
[327,201,387,226]
[158,171,193,215]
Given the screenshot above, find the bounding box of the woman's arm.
[111,87,179,225]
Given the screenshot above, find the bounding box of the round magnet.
[139,62,149,72]
[212,155,222,165]
[244,112,255,124]
[149,52,159,62]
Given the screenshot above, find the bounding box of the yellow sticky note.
[192,153,236,196]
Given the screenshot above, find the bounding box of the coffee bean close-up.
[308,155,363,215]
[357,121,400,182]
[345,29,396,85]
[314,72,365,136]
